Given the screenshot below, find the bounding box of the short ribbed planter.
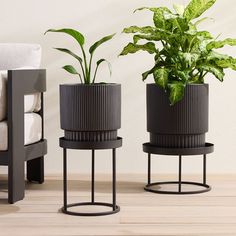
[60,84,121,142]
[147,83,209,148]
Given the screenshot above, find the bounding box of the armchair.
[0,44,47,203]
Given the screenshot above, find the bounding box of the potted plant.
[120,0,236,148]
[45,28,121,142]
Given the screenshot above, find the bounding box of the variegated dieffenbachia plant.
[45,28,115,84]
[120,0,236,105]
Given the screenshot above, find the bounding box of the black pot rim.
[148,83,208,87]
[60,83,120,87]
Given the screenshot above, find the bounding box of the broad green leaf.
[134,7,173,31]
[123,26,155,34]
[93,59,112,83]
[186,29,212,39]
[179,52,199,67]
[173,4,185,16]
[206,38,236,50]
[45,28,85,46]
[196,31,213,39]
[153,8,172,30]
[198,64,225,81]
[206,51,231,61]
[175,70,190,82]
[54,48,83,63]
[142,67,155,81]
[198,39,212,52]
[184,0,216,21]
[172,17,189,32]
[168,82,185,105]
[215,58,236,70]
[189,75,203,83]
[89,33,115,55]
[133,34,162,44]
[97,59,112,76]
[134,7,172,14]
[62,65,80,75]
[194,17,214,26]
[153,68,169,89]
[120,42,156,56]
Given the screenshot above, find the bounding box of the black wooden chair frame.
[0,69,47,204]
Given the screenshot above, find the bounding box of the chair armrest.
[8,69,46,95]
[7,69,46,161]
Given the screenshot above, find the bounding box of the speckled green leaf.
[173,4,185,16]
[123,26,155,34]
[133,34,162,44]
[206,38,236,50]
[142,67,155,81]
[215,58,236,71]
[168,82,185,105]
[153,68,169,89]
[120,42,156,56]
[184,0,216,21]
[198,64,225,81]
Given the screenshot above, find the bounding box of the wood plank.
[0,174,236,236]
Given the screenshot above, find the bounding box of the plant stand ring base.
[143,142,214,195]
[60,137,122,217]
[61,202,120,217]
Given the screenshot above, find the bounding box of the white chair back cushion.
[0,44,42,121]
[0,44,41,70]
[0,73,7,121]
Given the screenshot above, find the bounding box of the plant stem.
[92,64,99,83]
[88,54,93,83]
[78,74,83,83]
[80,46,89,84]
[78,60,86,82]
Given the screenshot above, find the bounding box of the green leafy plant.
[45,28,115,84]
[120,0,236,105]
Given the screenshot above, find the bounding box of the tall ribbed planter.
[60,84,121,142]
[147,83,209,148]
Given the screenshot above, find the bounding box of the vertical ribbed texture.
[150,133,205,148]
[60,84,121,141]
[65,130,117,142]
[147,84,209,148]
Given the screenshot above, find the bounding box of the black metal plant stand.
[59,137,122,216]
[143,143,214,195]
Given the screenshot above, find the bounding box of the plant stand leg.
[27,157,44,184]
[63,148,67,211]
[112,148,116,211]
[148,153,151,185]
[91,150,95,203]
[178,155,182,193]
[203,154,206,185]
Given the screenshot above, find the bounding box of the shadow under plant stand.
[143,143,214,195]
[59,137,122,216]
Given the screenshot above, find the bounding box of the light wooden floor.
[0,174,236,236]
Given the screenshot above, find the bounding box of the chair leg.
[8,157,25,204]
[27,156,44,184]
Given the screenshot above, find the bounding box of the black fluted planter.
[147,83,209,148]
[60,84,121,142]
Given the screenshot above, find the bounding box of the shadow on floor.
[1,174,145,195]
[26,179,145,194]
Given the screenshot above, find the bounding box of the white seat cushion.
[0,69,41,121]
[0,113,42,151]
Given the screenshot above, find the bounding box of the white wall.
[1,0,236,174]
